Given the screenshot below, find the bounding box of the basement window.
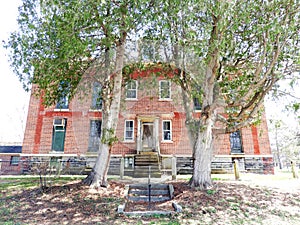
[124,157,134,169]
[10,156,20,166]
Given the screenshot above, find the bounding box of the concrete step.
[128,189,169,195]
[127,196,170,202]
[126,183,173,203]
[134,161,159,166]
[133,173,161,178]
[134,165,159,168]
[129,183,170,189]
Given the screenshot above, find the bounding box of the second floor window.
[193,97,202,111]
[91,82,103,110]
[56,96,69,109]
[159,80,171,100]
[125,80,137,99]
[55,81,69,109]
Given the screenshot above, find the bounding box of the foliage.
[4,0,151,105]
[4,0,300,188]
[101,128,118,146]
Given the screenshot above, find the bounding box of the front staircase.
[133,151,161,178]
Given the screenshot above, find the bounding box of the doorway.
[142,122,155,150]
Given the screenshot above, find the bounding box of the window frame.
[51,118,67,152]
[88,119,102,152]
[193,97,202,111]
[230,130,244,154]
[124,120,134,141]
[55,95,69,110]
[159,80,171,100]
[55,81,70,110]
[91,82,103,110]
[162,120,172,142]
[10,156,20,166]
[125,80,138,100]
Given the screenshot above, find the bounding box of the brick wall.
[22,72,273,171]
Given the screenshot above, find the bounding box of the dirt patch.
[1,178,300,224]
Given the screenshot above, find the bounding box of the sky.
[0,0,29,144]
[0,0,298,145]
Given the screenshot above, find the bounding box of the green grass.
[0,176,83,193]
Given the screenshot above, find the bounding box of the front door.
[142,122,155,151]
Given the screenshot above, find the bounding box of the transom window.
[124,120,134,141]
[159,80,171,100]
[91,82,103,110]
[125,80,137,99]
[230,130,243,154]
[162,120,172,141]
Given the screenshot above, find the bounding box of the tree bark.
[190,112,216,189]
[83,43,125,188]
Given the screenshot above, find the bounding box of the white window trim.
[54,108,70,112]
[124,120,134,141]
[162,120,172,142]
[125,80,138,100]
[159,80,171,100]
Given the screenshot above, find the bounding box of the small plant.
[206,189,216,195]
[230,202,240,211]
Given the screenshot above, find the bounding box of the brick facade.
[22,67,274,174]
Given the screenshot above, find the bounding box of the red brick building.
[22,65,274,175]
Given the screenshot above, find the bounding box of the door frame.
[137,116,160,155]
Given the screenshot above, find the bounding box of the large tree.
[5,0,150,187]
[5,0,300,190]
[148,0,300,189]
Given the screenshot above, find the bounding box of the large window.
[91,82,103,110]
[51,118,67,152]
[162,120,172,141]
[55,81,69,109]
[88,120,102,152]
[125,80,137,99]
[124,120,134,141]
[56,96,69,109]
[230,130,243,154]
[159,80,171,100]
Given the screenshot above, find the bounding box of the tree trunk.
[83,43,125,188]
[190,112,215,189]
